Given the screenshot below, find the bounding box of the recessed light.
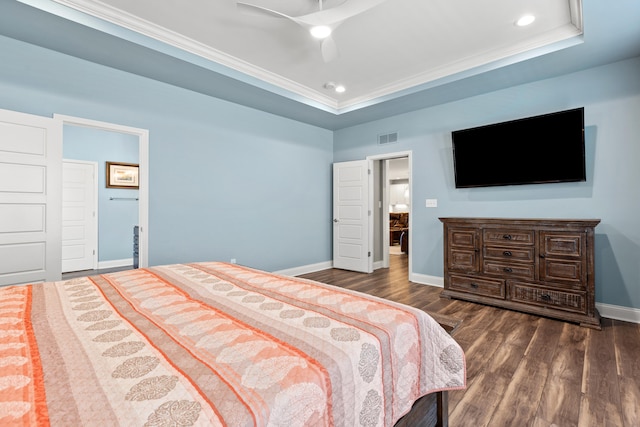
[324,82,346,93]
[516,14,535,26]
[310,25,331,39]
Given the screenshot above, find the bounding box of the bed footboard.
[395,390,448,427]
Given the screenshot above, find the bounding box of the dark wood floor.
[61,265,132,280]
[300,254,640,427]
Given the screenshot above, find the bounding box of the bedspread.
[0,262,465,426]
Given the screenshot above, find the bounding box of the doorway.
[387,157,410,257]
[56,114,149,270]
[368,151,412,277]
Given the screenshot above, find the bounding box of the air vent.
[378,132,399,145]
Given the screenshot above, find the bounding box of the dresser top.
[439,217,601,228]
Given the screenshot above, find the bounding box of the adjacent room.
[0,0,639,426]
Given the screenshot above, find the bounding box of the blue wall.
[63,125,139,262]
[0,33,638,310]
[0,34,334,272]
[334,56,640,310]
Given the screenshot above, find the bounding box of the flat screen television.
[452,107,586,188]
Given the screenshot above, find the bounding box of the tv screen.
[452,108,586,188]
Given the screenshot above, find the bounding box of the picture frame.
[106,162,139,189]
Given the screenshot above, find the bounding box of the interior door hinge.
[368,251,371,257]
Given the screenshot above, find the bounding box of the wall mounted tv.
[451,107,586,188]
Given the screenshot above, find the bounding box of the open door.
[332,160,372,273]
[62,160,98,273]
[0,108,62,285]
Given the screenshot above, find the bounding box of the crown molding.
[52,0,341,110]
[337,24,584,112]
[50,0,584,113]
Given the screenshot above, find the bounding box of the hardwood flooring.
[299,254,640,427]
[61,265,133,280]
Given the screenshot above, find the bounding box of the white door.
[62,160,97,273]
[332,160,372,273]
[0,109,62,286]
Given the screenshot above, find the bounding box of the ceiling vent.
[378,132,399,145]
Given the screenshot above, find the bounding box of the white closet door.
[0,109,62,286]
[62,160,97,273]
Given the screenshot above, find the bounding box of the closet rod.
[109,197,139,201]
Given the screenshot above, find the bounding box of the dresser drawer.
[449,275,505,299]
[484,246,535,262]
[483,261,535,279]
[510,282,587,314]
[484,229,534,246]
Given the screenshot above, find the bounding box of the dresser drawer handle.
[503,251,512,256]
[470,283,479,289]
[503,267,513,273]
[503,234,512,240]
[540,294,552,301]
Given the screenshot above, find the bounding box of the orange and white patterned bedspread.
[0,262,465,426]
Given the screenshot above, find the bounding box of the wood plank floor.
[299,254,640,427]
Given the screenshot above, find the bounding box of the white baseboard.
[274,261,333,277]
[410,272,444,288]
[596,303,640,324]
[98,258,133,270]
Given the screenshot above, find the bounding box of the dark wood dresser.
[440,217,601,329]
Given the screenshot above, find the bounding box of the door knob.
[333,218,339,223]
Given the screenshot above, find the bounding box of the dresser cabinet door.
[447,228,480,272]
[539,231,587,285]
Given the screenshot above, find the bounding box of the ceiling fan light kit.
[237,0,389,62]
[310,25,332,39]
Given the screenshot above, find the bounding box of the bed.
[0,262,466,426]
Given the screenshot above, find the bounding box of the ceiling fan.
[237,0,388,62]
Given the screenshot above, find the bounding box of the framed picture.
[106,162,139,189]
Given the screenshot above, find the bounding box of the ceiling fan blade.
[321,36,339,62]
[236,2,297,22]
[295,0,388,27]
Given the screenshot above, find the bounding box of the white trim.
[54,114,149,268]
[45,0,582,112]
[381,160,390,269]
[50,0,339,110]
[98,258,133,269]
[274,261,333,277]
[596,303,640,324]
[409,273,444,288]
[337,28,583,112]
